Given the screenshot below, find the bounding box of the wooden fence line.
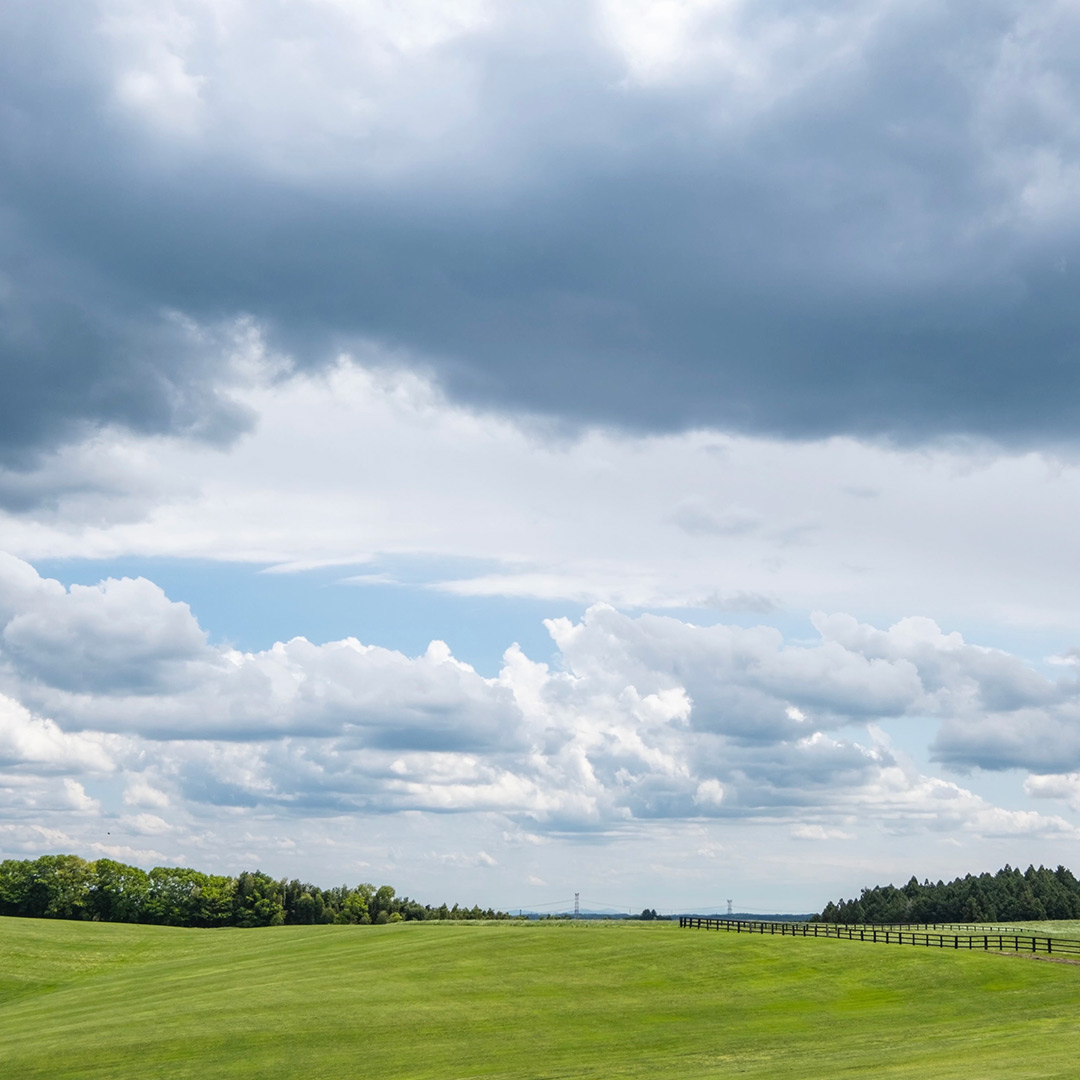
[677,916,1080,957]
[829,921,1026,934]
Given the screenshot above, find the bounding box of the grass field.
[2,917,1079,1079]
[1010,920,1080,938]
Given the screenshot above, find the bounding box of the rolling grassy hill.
[1,916,1078,1078]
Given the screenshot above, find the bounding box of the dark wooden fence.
[677,916,1080,957]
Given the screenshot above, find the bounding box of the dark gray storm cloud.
[3,0,1080,467]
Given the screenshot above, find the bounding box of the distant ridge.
[679,912,814,923]
[521,910,815,922]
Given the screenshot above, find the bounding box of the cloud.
[125,812,172,835]
[0,563,212,694]
[0,693,116,773]
[0,554,521,744]
[694,779,725,808]
[122,776,171,808]
[432,850,498,868]
[671,503,761,538]
[61,778,99,812]
[2,0,1080,475]
[10,358,1080,648]
[2,554,1078,844]
[88,841,174,863]
[791,824,855,841]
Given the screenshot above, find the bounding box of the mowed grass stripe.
[1,918,1078,1079]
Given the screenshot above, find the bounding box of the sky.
[3,0,1080,914]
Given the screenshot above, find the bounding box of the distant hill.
[523,911,815,922]
[680,912,815,923]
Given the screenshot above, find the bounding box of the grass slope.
[1,917,1078,1079]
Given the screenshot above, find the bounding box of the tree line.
[0,855,514,928]
[814,864,1080,924]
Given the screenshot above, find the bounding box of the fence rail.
[677,916,1080,957]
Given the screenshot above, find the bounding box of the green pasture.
[1010,919,1080,938]
[874,921,1080,938]
[2,917,1079,1079]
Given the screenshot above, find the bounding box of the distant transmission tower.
[574,893,580,919]
[726,899,734,916]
